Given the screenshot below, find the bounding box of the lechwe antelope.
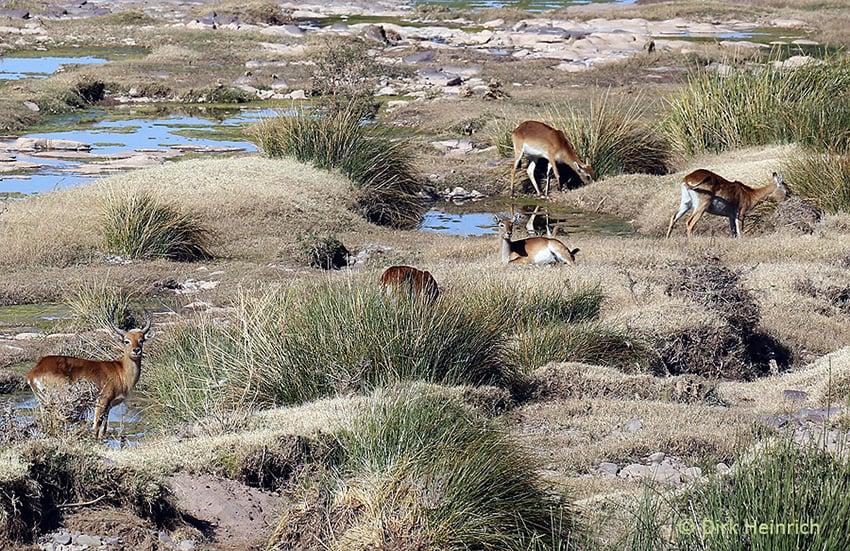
[379,265,440,304]
[495,214,580,265]
[510,120,596,197]
[27,309,153,439]
[666,170,787,238]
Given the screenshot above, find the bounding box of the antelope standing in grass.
[666,170,787,238]
[27,309,153,439]
[379,266,440,304]
[495,214,580,265]
[510,120,595,197]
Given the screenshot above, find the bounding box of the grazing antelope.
[27,309,153,439]
[495,214,579,265]
[379,265,440,304]
[510,120,596,197]
[666,170,787,238]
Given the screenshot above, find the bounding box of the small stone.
[650,463,681,484]
[647,452,665,464]
[682,466,703,482]
[618,463,651,480]
[715,462,731,475]
[75,534,101,546]
[159,531,175,545]
[178,540,196,550]
[597,462,619,476]
[14,332,44,340]
[624,418,643,432]
[54,533,72,545]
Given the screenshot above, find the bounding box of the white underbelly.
[531,248,556,264]
[522,143,548,159]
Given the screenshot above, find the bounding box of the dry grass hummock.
[660,254,792,378]
[781,151,850,214]
[249,105,424,228]
[664,54,850,156]
[0,156,365,267]
[101,190,213,262]
[269,385,579,550]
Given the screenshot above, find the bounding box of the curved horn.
[108,307,125,339]
[141,308,152,335]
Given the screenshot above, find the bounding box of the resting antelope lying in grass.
[666,170,787,238]
[379,265,440,304]
[510,120,595,197]
[495,214,579,265]
[27,309,153,439]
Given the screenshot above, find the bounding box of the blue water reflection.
[0,108,275,195]
[0,55,108,79]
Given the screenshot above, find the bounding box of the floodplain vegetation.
[1,1,850,549]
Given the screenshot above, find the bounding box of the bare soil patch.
[169,472,285,550]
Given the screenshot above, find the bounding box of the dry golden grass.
[105,394,365,476]
[719,346,850,413]
[0,156,366,267]
[511,396,758,477]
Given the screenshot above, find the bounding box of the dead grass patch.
[719,346,850,412]
[0,440,180,547]
[511,397,758,476]
[62,507,166,551]
[0,371,27,393]
[530,362,716,403]
[660,254,791,378]
[0,156,365,267]
[30,379,100,438]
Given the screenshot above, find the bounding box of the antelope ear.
[773,172,783,184]
[143,329,156,341]
[511,213,521,223]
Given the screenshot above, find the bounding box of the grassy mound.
[269,386,579,550]
[665,56,850,156]
[250,106,424,228]
[0,156,364,267]
[101,191,213,261]
[142,282,517,426]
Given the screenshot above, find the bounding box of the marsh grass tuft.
[492,95,670,187]
[30,380,100,439]
[665,55,850,156]
[548,95,671,180]
[143,282,516,426]
[511,321,659,374]
[516,284,604,326]
[101,190,213,261]
[65,277,142,330]
[270,386,578,550]
[250,106,423,228]
[781,151,850,213]
[670,439,850,550]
